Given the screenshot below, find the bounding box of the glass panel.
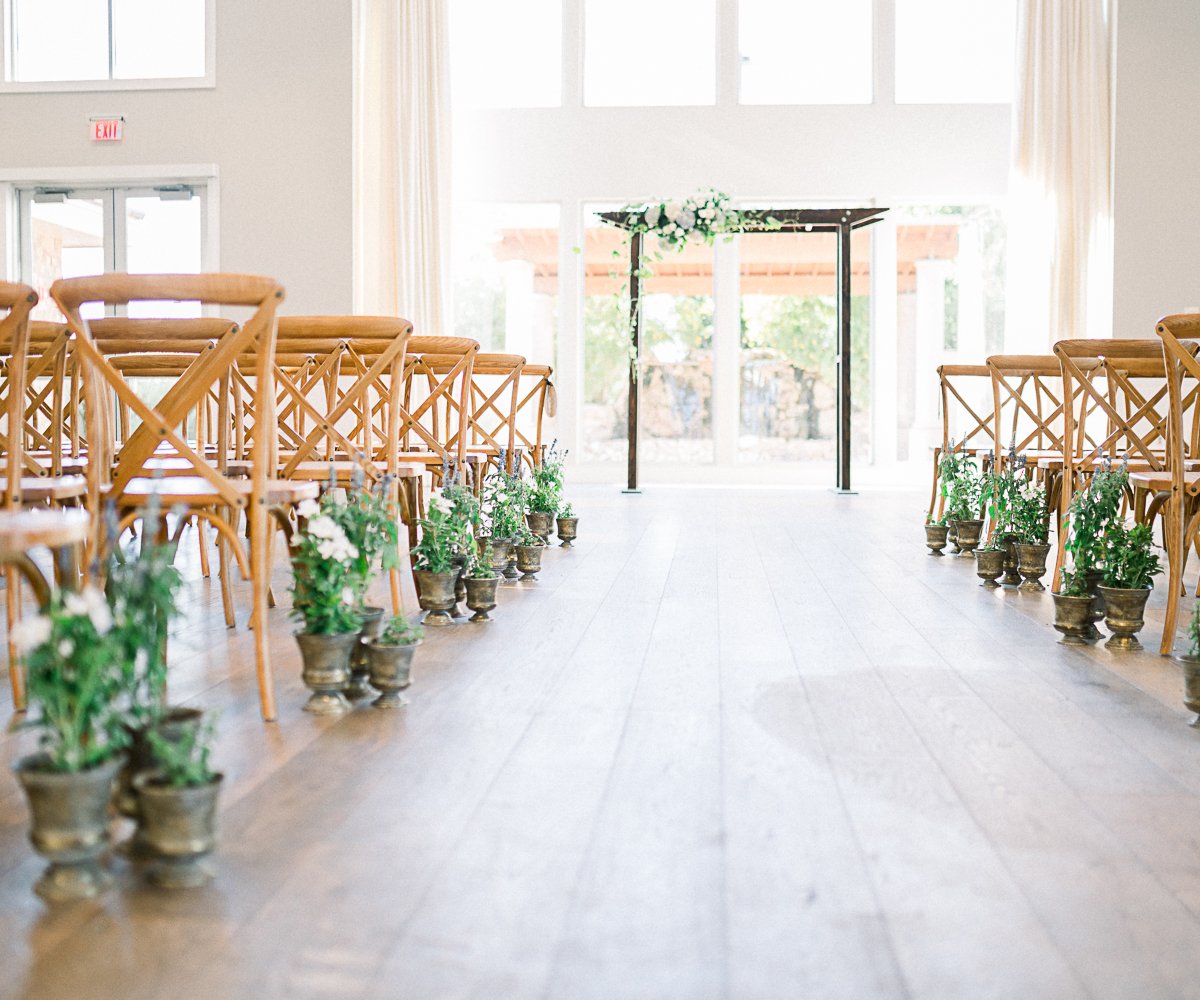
[582,205,629,464]
[12,0,109,82]
[584,0,716,106]
[451,203,559,365]
[450,0,561,108]
[28,195,106,321]
[739,0,872,105]
[894,204,1008,460]
[895,0,1017,103]
[125,194,203,317]
[112,0,206,79]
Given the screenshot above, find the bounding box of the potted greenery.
[412,492,462,625]
[514,525,544,581]
[481,468,525,580]
[943,455,984,555]
[291,495,364,714]
[365,615,423,709]
[975,544,1006,588]
[934,444,967,552]
[1012,479,1051,591]
[1180,604,1200,726]
[1098,522,1163,650]
[983,457,1026,584]
[135,715,222,888]
[526,441,566,541]
[11,586,128,902]
[556,501,579,548]
[924,511,950,556]
[442,479,481,618]
[464,541,501,622]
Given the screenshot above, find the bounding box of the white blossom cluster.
[12,585,113,655]
[633,190,737,247]
[297,499,359,564]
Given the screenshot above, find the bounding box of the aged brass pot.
[1083,569,1107,640]
[117,706,203,820]
[414,569,458,625]
[953,519,984,555]
[515,543,543,581]
[947,521,961,553]
[526,511,554,543]
[296,630,358,714]
[348,606,385,700]
[134,773,223,889]
[1179,655,1200,727]
[464,575,500,622]
[366,641,418,709]
[975,548,1005,588]
[450,557,468,619]
[997,531,1022,586]
[556,516,579,548]
[1097,586,1152,651]
[1015,542,1052,592]
[484,537,515,575]
[14,753,122,903]
[1052,592,1094,645]
[924,524,949,556]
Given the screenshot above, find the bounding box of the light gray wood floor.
[3,485,1200,1000]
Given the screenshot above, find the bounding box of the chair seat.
[1128,470,1200,494]
[0,508,88,555]
[283,460,427,481]
[111,476,319,506]
[0,475,87,502]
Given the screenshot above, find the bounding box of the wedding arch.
[599,202,888,492]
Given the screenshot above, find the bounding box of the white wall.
[0,0,354,315]
[1112,0,1200,337]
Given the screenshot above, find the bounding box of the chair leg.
[197,514,211,579]
[928,447,942,522]
[250,499,276,721]
[217,514,236,630]
[6,569,25,711]
[266,525,277,610]
[1160,496,1186,655]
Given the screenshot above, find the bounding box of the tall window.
[8,0,208,84]
[450,0,561,108]
[894,0,1017,103]
[584,0,716,106]
[738,0,873,105]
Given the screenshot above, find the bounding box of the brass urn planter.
[450,557,468,619]
[348,606,385,700]
[1097,586,1152,651]
[117,706,203,820]
[413,569,458,625]
[1083,569,1107,641]
[464,575,500,622]
[366,641,418,709]
[515,543,543,581]
[975,548,1005,588]
[13,753,122,903]
[134,773,223,889]
[947,522,961,553]
[953,519,984,555]
[478,535,514,576]
[1179,655,1200,727]
[997,532,1022,586]
[924,524,949,556]
[1015,542,1052,592]
[526,511,554,543]
[556,516,579,548]
[296,631,358,714]
[1052,592,1094,645]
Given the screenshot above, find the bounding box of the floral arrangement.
[291,495,363,635]
[527,441,567,516]
[14,586,128,772]
[411,493,463,574]
[1011,478,1049,545]
[331,478,401,603]
[482,468,526,540]
[618,189,743,251]
[940,448,982,524]
[441,480,481,561]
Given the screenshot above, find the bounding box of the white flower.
[58,640,73,657]
[677,207,696,230]
[296,499,320,519]
[342,587,356,606]
[429,494,452,515]
[12,615,51,654]
[699,206,716,221]
[644,205,661,228]
[496,492,508,503]
[88,602,113,636]
[65,586,112,635]
[64,592,89,617]
[134,649,148,674]
[306,515,338,539]
[663,200,682,223]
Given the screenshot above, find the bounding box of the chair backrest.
[513,363,555,470]
[0,282,38,506]
[1155,316,1200,494]
[49,273,284,518]
[420,351,525,466]
[401,335,480,478]
[986,355,1066,460]
[17,321,78,477]
[936,364,994,454]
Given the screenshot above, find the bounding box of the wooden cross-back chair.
[49,273,318,722]
[929,364,995,522]
[513,363,555,471]
[399,336,480,494]
[424,352,525,482]
[987,356,1067,465]
[6,321,81,479]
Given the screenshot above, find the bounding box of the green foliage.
[528,441,567,515]
[1058,569,1091,598]
[1102,522,1163,590]
[514,524,540,547]
[982,465,1018,536]
[412,493,464,573]
[1188,604,1200,659]
[331,480,401,605]
[377,615,423,646]
[940,450,982,523]
[482,468,526,539]
[471,540,497,579]
[146,715,216,788]
[559,501,575,518]
[1063,466,1129,578]
[16,586,128,772]
[290,494,364,635]
[1011,478,1050,545]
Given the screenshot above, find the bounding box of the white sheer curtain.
[1007,0,1113,349]
[354,0,451,332]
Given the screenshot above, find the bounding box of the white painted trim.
[0,164,219,185]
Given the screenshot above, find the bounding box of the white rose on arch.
[677,207,696,230]
[663,200,683,223]
[644,205,662,228]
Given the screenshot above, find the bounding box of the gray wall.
[0,0,354,315]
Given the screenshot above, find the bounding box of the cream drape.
[353,0,451,331]
[1008,0,1113,348]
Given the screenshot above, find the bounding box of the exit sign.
[89,116,124,142]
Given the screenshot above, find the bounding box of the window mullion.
[106,0,114,80]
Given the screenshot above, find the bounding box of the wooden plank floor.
[4,485,1200,999]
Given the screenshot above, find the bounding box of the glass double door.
[18,184,205,320]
